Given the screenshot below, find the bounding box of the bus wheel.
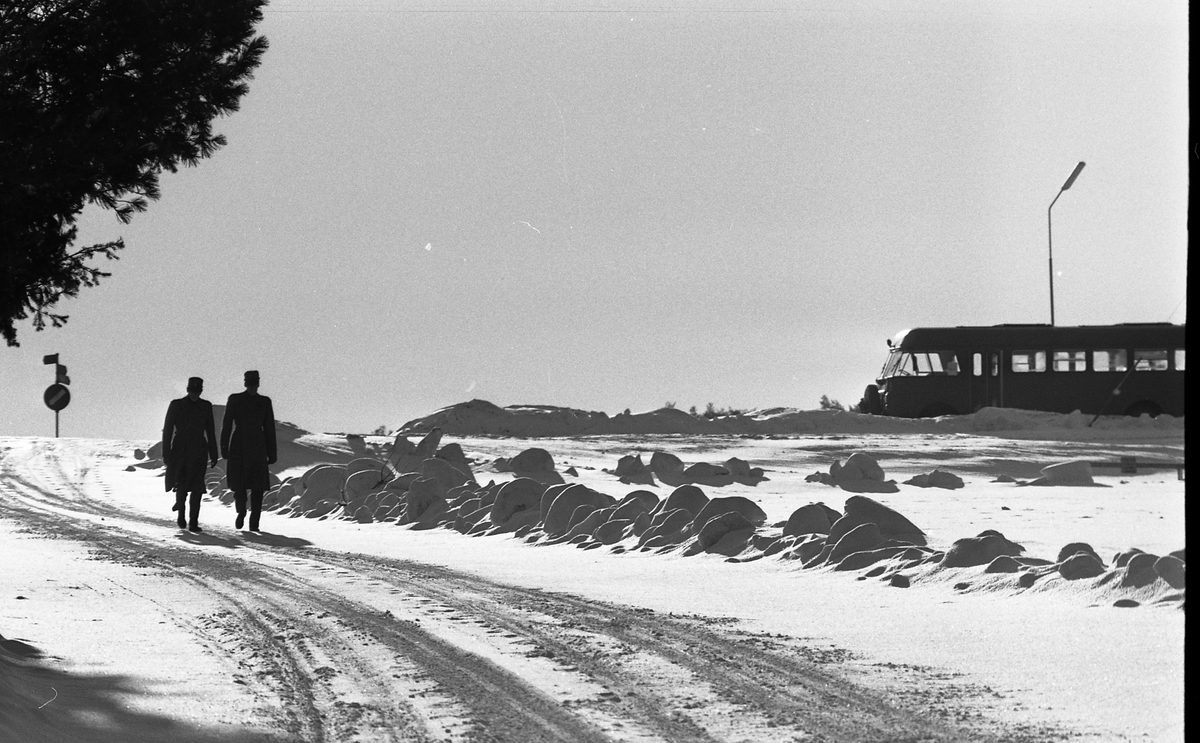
[918,402,956,418]
[1124,401,1162,418]
[861,385,883,415]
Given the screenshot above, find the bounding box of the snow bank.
[397,399,1184,439]
[185,433,1185,612]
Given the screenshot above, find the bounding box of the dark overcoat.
[220,391,277,491]
[163,397,218,493]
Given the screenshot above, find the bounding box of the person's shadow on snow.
[241,531,312,549]
[176,530,242,549]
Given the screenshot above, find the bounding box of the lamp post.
[1047,161,1086,325]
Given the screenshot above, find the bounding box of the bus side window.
[972,353,982,377]
[1052,350,1086,372]
[1093,349,1127,372]
[1012,350,1046,373]
[990,353,999,376]
[909,352,958,375]
[1133,349,1169,371]
[1175,349,1186,371]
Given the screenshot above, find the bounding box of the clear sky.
[1,0,1189,439]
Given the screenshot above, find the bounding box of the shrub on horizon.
[819,395,846,412]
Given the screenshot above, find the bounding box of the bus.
[860,323,1186,418]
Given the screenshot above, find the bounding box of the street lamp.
[1047,161,1086,325]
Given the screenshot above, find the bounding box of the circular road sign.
[44,383,71,411]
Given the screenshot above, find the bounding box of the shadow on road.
[176,530,242,549]
[1,634,269,743]
[241,531,312,549]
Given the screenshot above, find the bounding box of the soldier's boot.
[233,490,247,530]
[249,490,263,532]
[188,495,203,533]
[175,492,187,528]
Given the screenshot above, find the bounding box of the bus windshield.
[880,350,960,378]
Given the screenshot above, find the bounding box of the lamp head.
[1061,161,1086,191]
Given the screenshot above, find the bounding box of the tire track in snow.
[0,443,624,742]
[283,551,1031,743]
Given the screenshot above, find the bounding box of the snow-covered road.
[0,431,1185,742]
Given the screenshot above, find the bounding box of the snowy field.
[0,403,1185,742]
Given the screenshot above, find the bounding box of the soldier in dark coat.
[163,377,218,532]
[220,370,277,532]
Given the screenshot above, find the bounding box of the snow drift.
[397,399,1184,438]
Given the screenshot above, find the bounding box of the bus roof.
[891,323,1186,350]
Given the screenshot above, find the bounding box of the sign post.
[42,354,70,437]
[43,384,70,436]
